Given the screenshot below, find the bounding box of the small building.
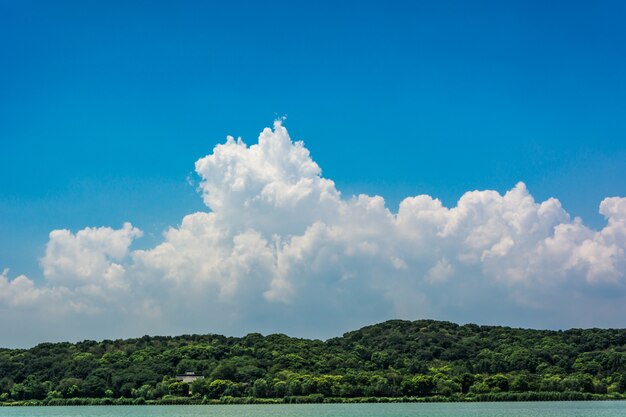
[175,371,204,384]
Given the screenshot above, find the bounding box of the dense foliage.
[2,320,626,405]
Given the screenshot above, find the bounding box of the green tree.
[57,378,83,398]
[460,373,475,394]
[401,375,435,397]
[436,378,461,396]
[207,379,234,399]
[510,373,530,392]
[10,383,26,400]
[252,378,269,398]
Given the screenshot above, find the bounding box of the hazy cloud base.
[2,122,626,347]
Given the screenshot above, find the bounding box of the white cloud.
[194,121,341,237]
[3,121,626,346]
[0,269,48,307]
[41,222,142,291]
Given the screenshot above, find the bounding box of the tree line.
[2,319,626,405]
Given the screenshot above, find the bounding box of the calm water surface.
[0,402,624,417]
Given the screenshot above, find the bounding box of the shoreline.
[3,392,626,406]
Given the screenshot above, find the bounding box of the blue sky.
[1,1,626,346]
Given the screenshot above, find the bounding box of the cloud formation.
[42,222,142,290]
[2,121,626,346]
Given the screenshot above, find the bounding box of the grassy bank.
[2,392,626,406]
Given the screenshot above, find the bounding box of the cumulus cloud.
[0,269,49,307]
[41,222,142,289]
[2,121,626,346]
[193,123,341,237]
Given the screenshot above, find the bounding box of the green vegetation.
[2,319,626,405]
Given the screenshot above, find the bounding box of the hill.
[2,319,626,405]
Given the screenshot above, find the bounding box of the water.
[0,402,624,417]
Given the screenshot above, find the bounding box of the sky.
[0,1,625,348]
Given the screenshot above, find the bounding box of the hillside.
[2,320,626,404]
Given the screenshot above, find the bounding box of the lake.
[0,402,624,417]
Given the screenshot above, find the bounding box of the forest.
[2,319,626,405]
